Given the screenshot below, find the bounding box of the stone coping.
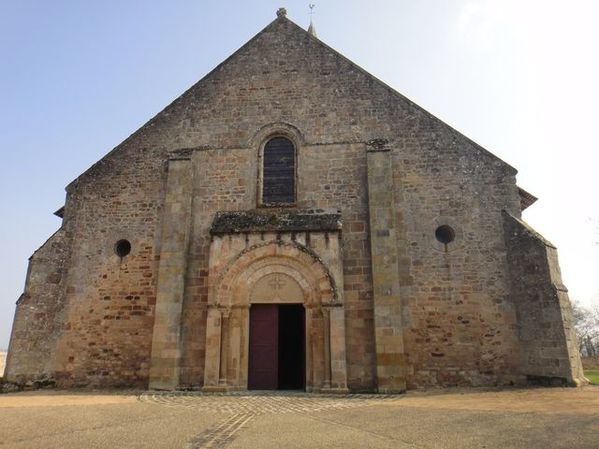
[210,209,342,234]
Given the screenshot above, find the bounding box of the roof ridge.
[67,13,516,192]
[503,210,556,249]
[281,18,517,173]
[67,16,285,191]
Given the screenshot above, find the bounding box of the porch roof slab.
[210,209,342,235]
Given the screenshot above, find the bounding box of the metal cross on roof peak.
[308,4,317,37]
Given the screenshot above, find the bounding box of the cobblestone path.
[139,391,403,449]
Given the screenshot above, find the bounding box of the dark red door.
[248,304,278,389]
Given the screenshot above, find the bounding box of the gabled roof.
[53,206,64,218]
[67,12,517,192]
[503,211,555,248]
[518,187,538,211]
[277,17,517,173]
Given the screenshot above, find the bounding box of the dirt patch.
[0,391,138,408]
[393,386,599,415]
[1,387,598,449]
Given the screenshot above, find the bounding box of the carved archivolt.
[211,240,339,309]
[248,122,305,149]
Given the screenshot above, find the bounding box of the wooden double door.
[248,304,305,390]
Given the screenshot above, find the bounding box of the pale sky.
[1,0,598,349]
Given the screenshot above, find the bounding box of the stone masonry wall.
[503,212,585,385]
[49,141,167,387]
[177,140,375,390]
[5,229,69,384]
[390,120,523,388]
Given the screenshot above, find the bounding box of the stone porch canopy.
[210,209,343,235]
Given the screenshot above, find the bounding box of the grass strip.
[584,370,599,385]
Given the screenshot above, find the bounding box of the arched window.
[262,137,295,205]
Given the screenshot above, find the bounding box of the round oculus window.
[435,225,455,244]
[115,239,131,258]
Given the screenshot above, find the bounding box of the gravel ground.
[0,386,597,449]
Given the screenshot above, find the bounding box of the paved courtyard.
[0,386,597,448]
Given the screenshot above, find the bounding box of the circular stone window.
[435,225,455,244]
[115,239,131,258]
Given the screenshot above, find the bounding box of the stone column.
[366,145,407,393]
[322,307,332,389]
[239,305,250,389]
[305,305,314,392]
[202,305,223,390]
[148,156,193,390]
[320,233,349,392]
[327,304,349,392]
[218,309,230,387]
[307,305,324,392]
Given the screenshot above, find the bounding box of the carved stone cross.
[268,274,286,290]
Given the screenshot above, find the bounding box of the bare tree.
[572,301,599,357]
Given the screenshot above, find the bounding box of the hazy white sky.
[0,0,598,348]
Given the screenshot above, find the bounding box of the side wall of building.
[386,111,524,388]
[48,139,168,387]
[5,229,70,384]
[503,213,586,385]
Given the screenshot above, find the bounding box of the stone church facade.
[5,10,585,392]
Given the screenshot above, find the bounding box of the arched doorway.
[202,240,348,393]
